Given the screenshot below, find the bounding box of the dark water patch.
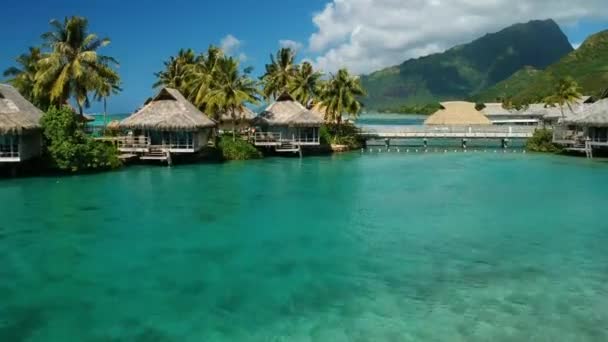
[215,290,246,314]
[179,280,207,296]
[0,306,46,342]
[133,327,173,342]
[196,211,219,224]
[78,205,101,212]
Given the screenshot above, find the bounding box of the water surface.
[1,153,608,341]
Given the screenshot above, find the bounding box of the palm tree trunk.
[103,97,108,135]
[232,119,237,142]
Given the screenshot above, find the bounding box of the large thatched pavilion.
[425,102,491,126]
[252,93,323,153]
[119,88,216,159]
[0,84,43,163]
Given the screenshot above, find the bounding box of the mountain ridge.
[361,19,574,110]
[473,29,608,104]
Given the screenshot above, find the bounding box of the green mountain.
[474,29,608,104]
[361,19,573,110]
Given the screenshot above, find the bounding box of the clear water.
[1,153,608,341]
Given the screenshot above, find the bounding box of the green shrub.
[321,122,365,149]
[526,128,562,153]
[218,135,262,160]
[41,106,122,172]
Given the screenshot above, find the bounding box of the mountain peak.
[361,19,573,110]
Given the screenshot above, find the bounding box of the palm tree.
[35,16,120,116]
[544,77,582,121]
[187,46,224,109]
[260,47,297,100]
[153,48,196,92]
[3,47,48,107]
[204,57,259,140]
[319,68,366,126]
[289,61,323,106]
[94,70,122,134]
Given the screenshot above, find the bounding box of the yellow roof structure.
[424,101,491,125]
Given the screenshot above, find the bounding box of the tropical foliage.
[2,47,49,108]
[153,48,196,90]
[41,107,121,172]
[543,77,582,119]
[319,69,366,124]
[290,61,323,105]
[203,57,259,140]
[526,128,562,153]
[3,16,121,115]
[154,46,260,136]
[260,47,298,100]
[218,134,262,160]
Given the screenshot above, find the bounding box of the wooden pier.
[359,125,535,139]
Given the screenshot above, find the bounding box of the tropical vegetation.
[154,46,366,148]
[526,128,562,153]
[3,16,122,116]
[319,69,366,125]
[217,135,262,160]
[154,46,260,135]
[41,107,121,172]
[543,77,583,119]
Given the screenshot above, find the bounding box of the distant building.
[425,102,491,125]
[481,103,541,126]
[0,84,43,164]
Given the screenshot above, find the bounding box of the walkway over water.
[359,125,535,139]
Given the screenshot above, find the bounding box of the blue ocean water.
[1,152,608,341]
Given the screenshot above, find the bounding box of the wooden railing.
[253,132,320,145]
[360,125,536,138]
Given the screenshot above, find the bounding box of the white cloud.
[279,39,304,53]
[309,0,608,74]
[220,34,247,61]
[572,42,582,49]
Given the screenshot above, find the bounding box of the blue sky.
[1,0,607,113]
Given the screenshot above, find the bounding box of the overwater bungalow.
[118,88,216,162]
[252,93,323,154]
[0,84,43,164]
[554,98,608,157]
[482,103,541,126]
[425,102,491,126]
[217,107,255,133]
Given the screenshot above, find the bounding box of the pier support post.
[423,138,428,149]
[461,138,468,150]
[384,138,391,151]
[502,138,509,150]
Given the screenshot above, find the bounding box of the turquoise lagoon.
[1,152,608,341]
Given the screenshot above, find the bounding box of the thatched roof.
[120,88,215,131]
[425,101,491,125]
[0,84,43,134]
[481,103,513,116]
[254,93,323,127]
[569,98,608,126]
[539,97,592,121]
[218,106,255,122]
